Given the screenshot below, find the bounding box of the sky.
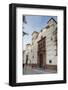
[22,15,57,50]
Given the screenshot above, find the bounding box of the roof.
[47,18,57,24]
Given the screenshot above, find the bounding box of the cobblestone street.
[23,65,57,75]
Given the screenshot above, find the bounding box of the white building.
[23,18,57,70]
[23,44,32,64]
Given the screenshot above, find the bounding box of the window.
[49,60,52,63]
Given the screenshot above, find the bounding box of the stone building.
[23,44,32,64]
[23,18,57,70]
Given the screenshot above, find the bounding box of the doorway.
[26,55,28,64]
[39,54,43,68]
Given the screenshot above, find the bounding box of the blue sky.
[22,15,57,50]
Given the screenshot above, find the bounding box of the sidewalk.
[23,65,57,75]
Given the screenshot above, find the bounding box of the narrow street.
[23,65,57,75]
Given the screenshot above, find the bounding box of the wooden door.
[39,54,43,68]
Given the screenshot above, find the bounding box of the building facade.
[23,18,57,70]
